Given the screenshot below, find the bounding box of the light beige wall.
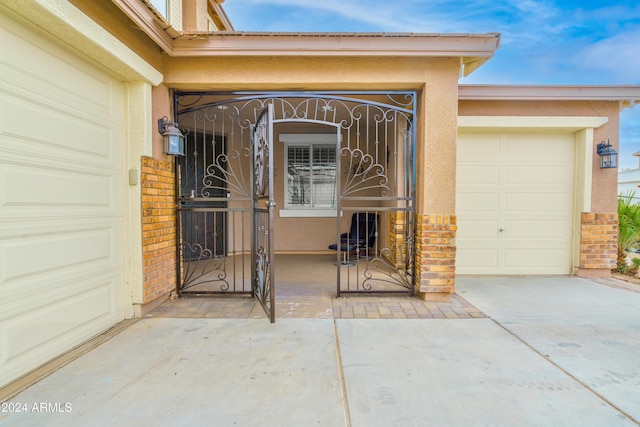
[459,100,620,212]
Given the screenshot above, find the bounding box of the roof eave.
[106,2,500,66]
[170,32,501,61]
[459,85,640,103]
[110,0,175,53]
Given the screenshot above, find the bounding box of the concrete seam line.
[333,320,352,427]
[489,317,640,426]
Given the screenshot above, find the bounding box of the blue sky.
[223,0,640,169]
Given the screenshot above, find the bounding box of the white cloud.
[570,27,640,83]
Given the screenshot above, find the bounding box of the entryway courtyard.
[148,254,485,320]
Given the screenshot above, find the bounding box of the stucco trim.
[573,129,593,272]
[0,0,163,85]
[458,116,609,132]
[459,85,640,102]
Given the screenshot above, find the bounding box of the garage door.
[456,133,575,275]
[0,17,125,387]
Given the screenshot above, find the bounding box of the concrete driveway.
[456,276,640,425]
[1,276,639,426]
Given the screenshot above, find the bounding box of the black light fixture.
[158,116,185,156]
[596,140,618,169]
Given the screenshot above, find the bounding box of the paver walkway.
[148,293,485,320]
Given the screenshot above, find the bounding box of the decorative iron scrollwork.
[254,246,271,300]
[179,242,230,291]
[341,147,390,197]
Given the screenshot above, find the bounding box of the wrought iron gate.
[175,92,417,308]
[252,105,275,322]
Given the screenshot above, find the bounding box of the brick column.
[415,214,456,301]
[141,157,177,309]
[389,211,407,269]
[577,212,617,278]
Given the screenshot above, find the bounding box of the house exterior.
[1,0,640,389]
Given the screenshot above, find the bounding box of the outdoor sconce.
[158,116,185,156]
[596,140,618,169]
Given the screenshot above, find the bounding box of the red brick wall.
[415,214,456,301]
[141,157,176,304]
[580,212,617,271]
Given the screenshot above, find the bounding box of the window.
[280,134,338,216]
[286,144,336,208]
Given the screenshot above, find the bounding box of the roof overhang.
[110,0,500,76]
[459,85,640,109]
[172,32,499,64]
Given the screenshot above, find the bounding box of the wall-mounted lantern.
[596,140,618,169]
[158,116,185,156]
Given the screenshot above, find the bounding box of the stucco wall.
[162,56,453,91]
[418,63,460,214]
[151,84,176,161]
[163,56,461,218]
[459,100,620,213]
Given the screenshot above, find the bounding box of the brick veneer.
[141,156,176,304]
[415,214,456,301]
[389,211,408,269]
[579,212,617,274]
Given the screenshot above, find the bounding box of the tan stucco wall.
[418,63,460,214]
[159,56,462,250]
[459,100,620,213]
[151,84,176,161]
[163,56,462,218]
[162,56,454,91]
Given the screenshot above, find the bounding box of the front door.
[252,104,276,322]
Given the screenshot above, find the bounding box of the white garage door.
[0,17,125,387]
[456,133,575,275]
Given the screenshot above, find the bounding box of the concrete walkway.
[1,277,639,426]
